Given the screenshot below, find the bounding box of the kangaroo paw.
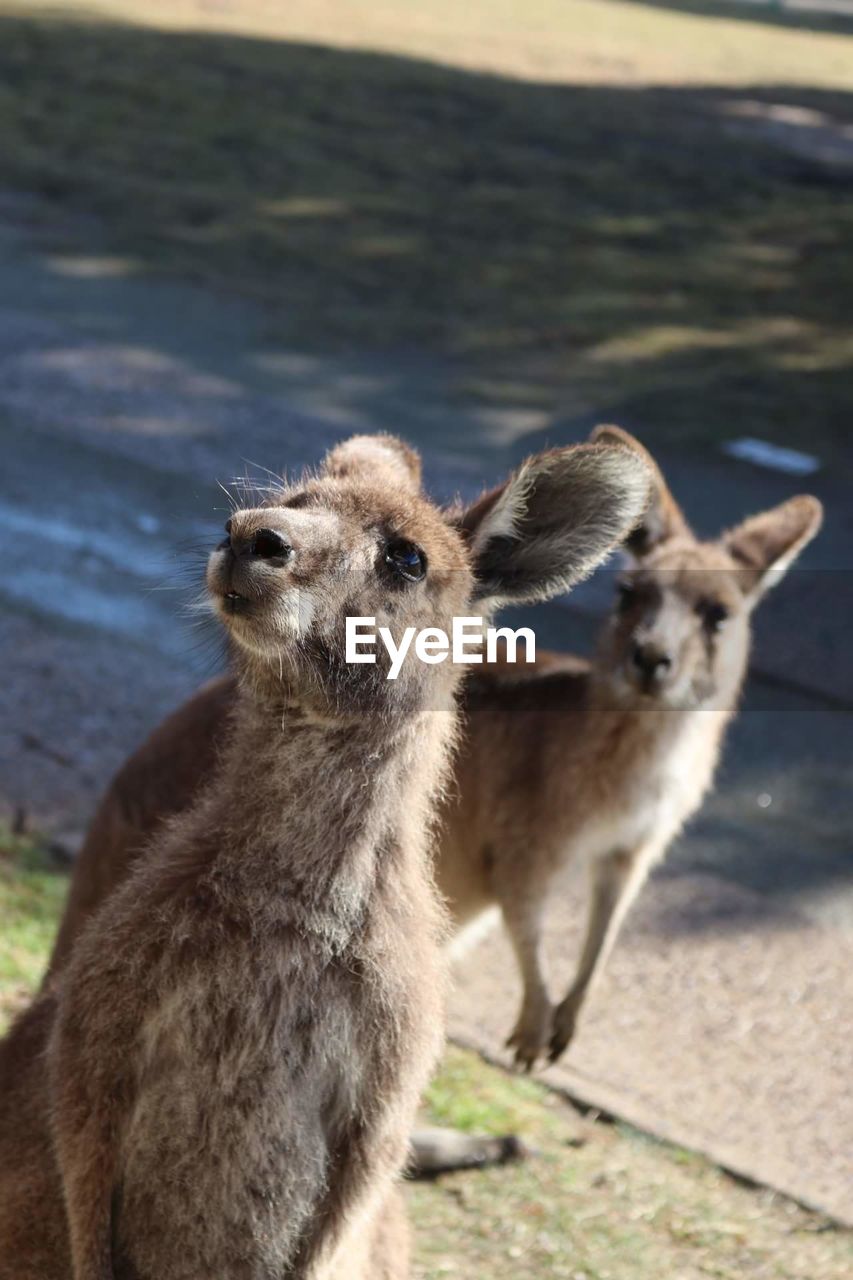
[506,1007,552,1073]
[548,1001,579,1063]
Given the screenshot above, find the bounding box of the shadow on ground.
[1,9,852,464]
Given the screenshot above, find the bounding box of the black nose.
[224,523,292,561]
[247,528,292,560]
[632,642,672,681]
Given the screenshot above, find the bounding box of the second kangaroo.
[443,425,823,1066]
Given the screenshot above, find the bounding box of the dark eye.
[217,518,232,550]
[384,539,427,583]
[699,600,728,633]
[616,581,636,612]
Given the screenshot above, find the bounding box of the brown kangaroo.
[0,432,650,1279]
[443,425,823,1068]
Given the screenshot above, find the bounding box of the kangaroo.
[0,432,650,1279]
[40,429,821,1085]
[442,425,823,1067]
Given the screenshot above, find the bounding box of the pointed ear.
[457,443,652,608]
[723,495,823,605]
[322,434,422,494]
[590,424,690,556]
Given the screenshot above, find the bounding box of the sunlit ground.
[10,0,853,87]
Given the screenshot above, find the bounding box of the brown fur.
[49,675,235,974]
[445,430,822,1066]
[0,433,650,1278]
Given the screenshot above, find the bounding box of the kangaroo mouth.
[221,590,250,615]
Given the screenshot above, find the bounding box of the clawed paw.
[505,1008,553,1073]
[548,1002,579,1064]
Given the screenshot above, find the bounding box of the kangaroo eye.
[616,581,636,612]
[699,600,728,633]
[384,539,427,583]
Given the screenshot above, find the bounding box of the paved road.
[1,204,851,1221]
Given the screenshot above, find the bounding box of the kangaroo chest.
[583,713,720,860]
[114,934,412,1280]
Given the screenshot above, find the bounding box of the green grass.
[424,1040,548,1136]
[0,827,67,1031]
[0,2,852,457]
[413,1047,853,1279]
[0,828,850,1276]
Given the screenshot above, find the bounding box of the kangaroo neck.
[196,691,452,933]
[586,664,741,769]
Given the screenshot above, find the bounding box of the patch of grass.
[424,1041,547,1136]
[412,1046,853,1279]
[0,827,68,1031]
[0,2,852,457]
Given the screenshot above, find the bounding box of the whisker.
[181,593,215,618]
[239,457,286,488]
[216,481,239,513]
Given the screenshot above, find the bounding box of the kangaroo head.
[590,424,823,708]
[207,432,650,720]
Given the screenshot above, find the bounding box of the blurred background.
[1,2,851,1276]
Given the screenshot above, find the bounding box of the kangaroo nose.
[247,528,292,560]
[632,642,671,681]
[224,521,292,562]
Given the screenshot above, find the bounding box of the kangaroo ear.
[458,443,652,608]
[322,434,422,493]
[723,495,823,605]
[590,424,690,556]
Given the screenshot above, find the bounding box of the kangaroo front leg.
[549,846,648,1063]
[49,1086,118,1280]
[500,892,552,1072]
[48,986,132,1280]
